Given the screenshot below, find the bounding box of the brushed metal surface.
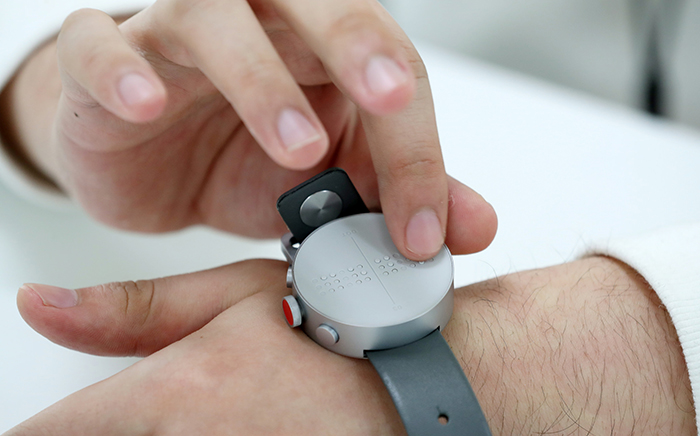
[291,213,454,358]
[299,190,343,228]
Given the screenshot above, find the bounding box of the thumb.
[16,259,287,357]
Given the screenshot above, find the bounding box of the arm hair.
[445,256,696,435]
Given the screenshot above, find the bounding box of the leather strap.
[366,329,491,436]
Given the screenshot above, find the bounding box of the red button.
[282,300,294,325]
[282,296,302,327]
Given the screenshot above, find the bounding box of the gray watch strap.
[366,329,491,436]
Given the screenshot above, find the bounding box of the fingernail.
[118,73,157,107]
[277,108,321,151]
[22,283,78,308]
[406,209,444,257]
[365,55,409,96]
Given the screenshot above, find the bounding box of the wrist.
[445,256,696,434]
[0,37,62,190]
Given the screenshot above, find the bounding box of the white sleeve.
[0,0,153,208]
[586,223,700,431]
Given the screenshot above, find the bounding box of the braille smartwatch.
[277,168,491,436]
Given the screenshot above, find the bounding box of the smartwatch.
[277,168,491,436]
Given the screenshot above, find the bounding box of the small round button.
[282,296,302,328]
[299,190,343,227]
[315,324,339,347]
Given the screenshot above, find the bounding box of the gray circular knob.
[315,324,339,347]
[300,190,343,228]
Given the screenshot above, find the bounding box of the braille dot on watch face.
[334,279,340,284]
[392,268,398,273]
[357,264,363,269]
[330,273,336,277]
[338,285,344,290]
[383,271,389,276]
[348,268,354,272]
[410,264,416,268]
[365,277,371,282]
[419,261,425,265]
[321,276,327,280]
[383,256,390,260]
[374,259,381,263]
[361,271,367,275]
[356,280,362,284]
[388,262,394,267]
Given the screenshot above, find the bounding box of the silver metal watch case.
[283,213,454,358]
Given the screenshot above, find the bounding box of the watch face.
[293,213,453,328]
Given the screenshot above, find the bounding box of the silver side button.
[286,266,293,288]
[315,324,339,347]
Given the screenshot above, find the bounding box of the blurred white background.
[382,0,700,129]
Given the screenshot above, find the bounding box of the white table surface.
[2,43,699,432]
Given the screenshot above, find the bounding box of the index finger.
[360,69,449,260]
[271,0,451,259]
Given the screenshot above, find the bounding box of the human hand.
[12,260,407,435]
[8,257,696,435]
[1,0,496,259]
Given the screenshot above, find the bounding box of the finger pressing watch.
[277,168,491,436]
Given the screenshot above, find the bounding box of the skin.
[0,0,498,260]
[5,256,697,435]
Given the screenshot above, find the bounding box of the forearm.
[446,256,696,434]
